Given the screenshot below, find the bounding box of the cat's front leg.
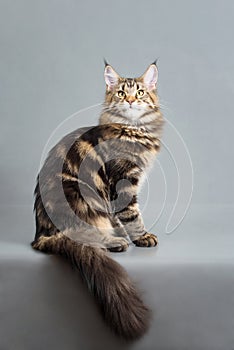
[116,200,158,248]
[132,232,158,247]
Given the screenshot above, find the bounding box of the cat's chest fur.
[95,124,160,186]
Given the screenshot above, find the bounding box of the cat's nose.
[127,98,135,105]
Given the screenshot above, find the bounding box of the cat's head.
[101,62,160,125]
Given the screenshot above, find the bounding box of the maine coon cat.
[32,62,164,340]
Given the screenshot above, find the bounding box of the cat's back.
[38,125,97,176]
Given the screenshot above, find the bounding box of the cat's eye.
[136,89,145,97]
[117,90,126,98]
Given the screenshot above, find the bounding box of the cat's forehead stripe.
[126,79,135,88]
[120,79,139,91]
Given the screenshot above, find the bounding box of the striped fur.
[32,63,164,340]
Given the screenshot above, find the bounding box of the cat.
[32,61,164,341]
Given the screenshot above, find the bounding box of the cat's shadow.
[36,254,134,350]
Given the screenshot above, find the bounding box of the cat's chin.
[121,106,146,121]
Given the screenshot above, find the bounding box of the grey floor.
[1,204,234,350]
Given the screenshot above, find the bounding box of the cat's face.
[104,63,159,122]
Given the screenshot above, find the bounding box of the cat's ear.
[104,64,120,90]
[141,63,158,91]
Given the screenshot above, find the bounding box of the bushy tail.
[32,233,150,341]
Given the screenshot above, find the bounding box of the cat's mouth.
[124,101,141,110]
[117,104,147,121]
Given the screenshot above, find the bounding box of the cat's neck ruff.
[99,109,163,137]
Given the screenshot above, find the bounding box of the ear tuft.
[103,58,109,67]
[152,58,159,66]
[104,65,120,90]
[142,64,158,91]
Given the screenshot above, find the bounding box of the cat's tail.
[31,233,150,341]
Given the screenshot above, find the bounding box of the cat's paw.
[132,233,158,247]
[107,238,129,252]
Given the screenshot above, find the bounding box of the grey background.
[0,1,234,349]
